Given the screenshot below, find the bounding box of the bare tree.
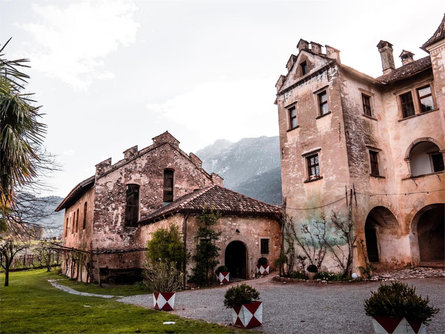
[0,237,29,286]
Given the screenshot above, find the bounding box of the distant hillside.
[16,194,64,238]
[197,136,282,205]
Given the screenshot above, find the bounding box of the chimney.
[399,50,415,66]
[123,145,138,160]
[377,40,395,75]
[310,42,322,54]
[325,45,341,63]
[297,39,309,52]
[95,158,112,176]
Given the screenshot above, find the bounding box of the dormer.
[399,50,415,66]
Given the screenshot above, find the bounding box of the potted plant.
[216,265,230,284]
[364,281,439,334]
[144,260,183,311]
[224,284,262,328]
[256,257,270,275]
[306,264,318,280]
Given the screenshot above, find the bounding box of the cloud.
[146,79,279,148]
[20,0,139,89]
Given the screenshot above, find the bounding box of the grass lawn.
[47,270,148,296]
[0,269,238,333]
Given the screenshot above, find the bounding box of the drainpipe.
[182,214,189,288]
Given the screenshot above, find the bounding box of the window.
[65,218,68,237]
[301,61,308,75]
[76,208,79,232]
[125,184,140,226]
[362,94,372,117]
[369,151,379,176]
[417,85,434,112]
[318,91,328,116]
[72,213,75,234]
[163,169,174,202]
[400,91,415,118]
[431,153,444,172]
[260,238,269,254]
[83,202,87,230]
[288,106,297,129]
[307,153,320,180]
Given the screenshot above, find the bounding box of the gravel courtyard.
[119,275,445,334]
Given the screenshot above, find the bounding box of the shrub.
[216,265,228,274]
[144,260,183,293]
[257,257,268,266]
[314,271,348,281]
[289,271,308,279]
[364,281,439,324]
[307,264,318,273]
[146,226,187,270]
[224,284,260,309]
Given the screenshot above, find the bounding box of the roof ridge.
[210,184,281,208]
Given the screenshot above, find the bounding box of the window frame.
[369,150,380,176]
[125,184,140,226]
[318,90,329,116]
[260,238,269,255]
[83,202,87,230]
[416,85,435,113]
[362,93,373,117]
[287,104,297,130]
[163,169,174,202]
[306,153,321,181]
[430,152,444,173]
[400,91,415,118]
[301,61,308,76]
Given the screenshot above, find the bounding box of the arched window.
[125,184,140,226]
[83,202,87,230]
[163,169,174,202]
[409,141,444,176]
[76,208,79,232]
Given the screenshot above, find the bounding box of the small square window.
[307,153,320,180]
[362,94,372,117]
[260,239,269,254]
[417,85,434,112]
[369,151,379,176]
[400,92,415,118]
[301,61,308,75]
[318,91,328,116]
[288,106,297,129]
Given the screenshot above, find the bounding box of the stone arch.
[404,138,444,176]
[410,204,444,265]
[364,206,401,263]
[225,240,248,279]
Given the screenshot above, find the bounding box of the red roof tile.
[139,185,282,224]
[376,56,431,85]
[422,14,445,50]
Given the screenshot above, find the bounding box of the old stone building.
[56,131,281,282]
[276,16,445,270]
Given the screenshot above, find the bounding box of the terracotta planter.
[231,301,263,328]
[217,271,230,284]
[153,291,175,311]
[307,271,316,280]
[371,316,426,334]
[256,265,270,275]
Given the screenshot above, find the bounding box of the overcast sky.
[1,0,443,197]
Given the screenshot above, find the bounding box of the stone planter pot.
[306,271,316,280]
[231,301,263,328]
[256,265,270,275]
[217,271,230,284]
[153,291,176,311]
[371,316,426,334]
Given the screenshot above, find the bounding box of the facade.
[56,131,281,283]
[276,16,445,270]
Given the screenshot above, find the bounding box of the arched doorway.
[417,204,444,263]
[225,241,247,279]
[364,207,400,263]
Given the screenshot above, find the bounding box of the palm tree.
[0,38,46,217]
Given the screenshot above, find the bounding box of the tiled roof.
[376,56,431,85]
[139,185,282,224]
[422,14,445,50]
[55,176,95,212]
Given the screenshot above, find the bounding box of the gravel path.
[118,276,445,334]
[48,279,115,299]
